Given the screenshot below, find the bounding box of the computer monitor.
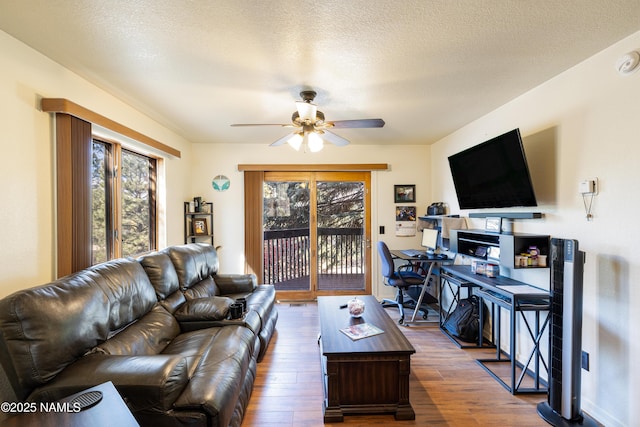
[421,228,439,253]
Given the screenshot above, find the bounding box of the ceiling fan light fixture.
[295,101,317,122]
[232,88,383,151]
[307,132,324,152]
[287,133,303,150]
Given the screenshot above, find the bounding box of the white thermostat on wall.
[579,178,597,195]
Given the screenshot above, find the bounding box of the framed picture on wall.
[192,218,209,236]
[395,206,417,221]
[395,206,417,236]
[394,185,415,203]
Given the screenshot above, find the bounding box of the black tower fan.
[537,238,597,426]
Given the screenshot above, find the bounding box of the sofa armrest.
[214,273,257,294]
[29,354,189,412]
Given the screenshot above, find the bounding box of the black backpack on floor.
[443,296,485,343]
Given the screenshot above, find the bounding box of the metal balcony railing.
[263,227,364,287]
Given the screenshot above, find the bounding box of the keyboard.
[401,249,426,257]
[400,250,451,261]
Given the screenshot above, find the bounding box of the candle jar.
[347,297,365,318]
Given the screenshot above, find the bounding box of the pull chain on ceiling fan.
[231,90,385,152]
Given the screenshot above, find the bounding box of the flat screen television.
[448,128,537,209]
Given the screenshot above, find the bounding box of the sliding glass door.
[316,177,366,292]
[263,176,312,294]
[263,171,371,300]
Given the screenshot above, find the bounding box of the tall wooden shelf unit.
[184,202,214,245]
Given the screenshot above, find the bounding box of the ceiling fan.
[231,90,385,152]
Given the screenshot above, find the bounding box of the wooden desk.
[441,265,550,394]
[318,295,415,422]
[2,381,138,427]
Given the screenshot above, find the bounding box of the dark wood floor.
[243,301,548,426]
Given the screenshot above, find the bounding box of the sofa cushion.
[138,252,181,300]
[214,274,257,295]
[0,272,110,394]
[91,258,158,331]
[174,297,234,322]
[92,305,180,356]
[167,325,255,426]
[138,252,187,314]
[182,276,220,300]
[161,330,219,380]
[164,244,219,290]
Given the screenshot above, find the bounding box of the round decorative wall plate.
[212,175,230,191]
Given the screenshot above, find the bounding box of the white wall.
[431,31,640,427]
[189,142,431,300]
[0,30,193,298]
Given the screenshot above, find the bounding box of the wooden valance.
[41,98,181,158]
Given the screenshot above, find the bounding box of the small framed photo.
[394,185,416,203]
[485,217,502,233]
[192,218,209,236]
[395,206,417,221]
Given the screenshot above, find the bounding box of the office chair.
[378,241,429,325]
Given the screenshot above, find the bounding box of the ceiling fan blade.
[321,130,350,147]
[327,118,385,128]
[269,132,297,147]
[231,123,294,127]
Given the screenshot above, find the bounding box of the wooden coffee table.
[318,295,416,422]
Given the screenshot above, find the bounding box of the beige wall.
[189,142,431,299]
[2,21,638,427]
[430,31,640,427]
[0,30,193,297]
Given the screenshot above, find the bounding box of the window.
[91,139,157,264]
[91,140,110,263]
[120,149,156,257]
[46,104,176,278]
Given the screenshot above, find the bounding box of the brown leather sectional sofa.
[0,243,277,427]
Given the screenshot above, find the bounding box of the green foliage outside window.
[121,150,152,257]
[91,141,154,264]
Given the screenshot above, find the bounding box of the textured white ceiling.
[1,0,639,146]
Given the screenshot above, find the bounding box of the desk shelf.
[450,229,550,270]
